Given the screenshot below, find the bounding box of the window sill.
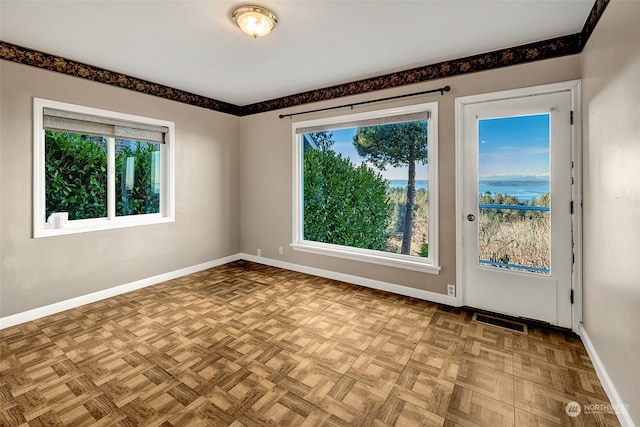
[290,242,441,274]
[34,215,174,238]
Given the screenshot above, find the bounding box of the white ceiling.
[0,0,594,106]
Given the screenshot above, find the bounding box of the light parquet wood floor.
[0,261,620,426]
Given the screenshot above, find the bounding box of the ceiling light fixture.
[232,5,278,38]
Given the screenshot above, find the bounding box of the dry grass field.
[478,210,551,271]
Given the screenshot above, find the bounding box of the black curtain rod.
[279,85,451,119]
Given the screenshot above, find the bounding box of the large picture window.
[34,98,175,237]
[292,102,440,273]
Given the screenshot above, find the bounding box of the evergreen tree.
[353,121,428,254]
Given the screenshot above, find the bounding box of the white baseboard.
[1,252,457,330]
[240,253,459,307]
[579,324,636,427]
[0,254,241,330]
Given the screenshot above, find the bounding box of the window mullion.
[107,137,116,219]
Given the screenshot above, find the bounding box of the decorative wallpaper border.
[0,0,608,117]
[241,34,582,116]
[581,0,609,46]
[0,41,241,116]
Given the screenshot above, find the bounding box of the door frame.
[454,80,582,332]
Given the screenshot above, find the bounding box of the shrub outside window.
[34,98,175,237]
[292,102,440,273]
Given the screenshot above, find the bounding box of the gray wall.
[0,61,241,317]
[239,55,580,294]
[581,0,640,420]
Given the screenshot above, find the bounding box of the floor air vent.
[472,312,528,334]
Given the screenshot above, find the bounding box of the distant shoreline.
[388,179,549,202]
[479,179,549,187]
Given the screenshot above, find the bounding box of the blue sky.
[329,128,427,181]
[478,114,550,178]
[314,114,549,181]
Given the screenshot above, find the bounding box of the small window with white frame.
[292,102,440,274]
[33,98,175,238]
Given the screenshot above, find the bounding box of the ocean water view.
[479,177,549,202]
[388,179,429,190]
[388,178,550,202]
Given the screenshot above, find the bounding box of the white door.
[459,89,575,328]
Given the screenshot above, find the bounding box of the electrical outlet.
[447,284,455,297]
[257,249,262,257]
[278,246,283,255]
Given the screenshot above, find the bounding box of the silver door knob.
[467,214,475,222]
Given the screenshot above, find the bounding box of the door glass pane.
[477,114,551,274]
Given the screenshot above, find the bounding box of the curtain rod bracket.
[278,85,451,119]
